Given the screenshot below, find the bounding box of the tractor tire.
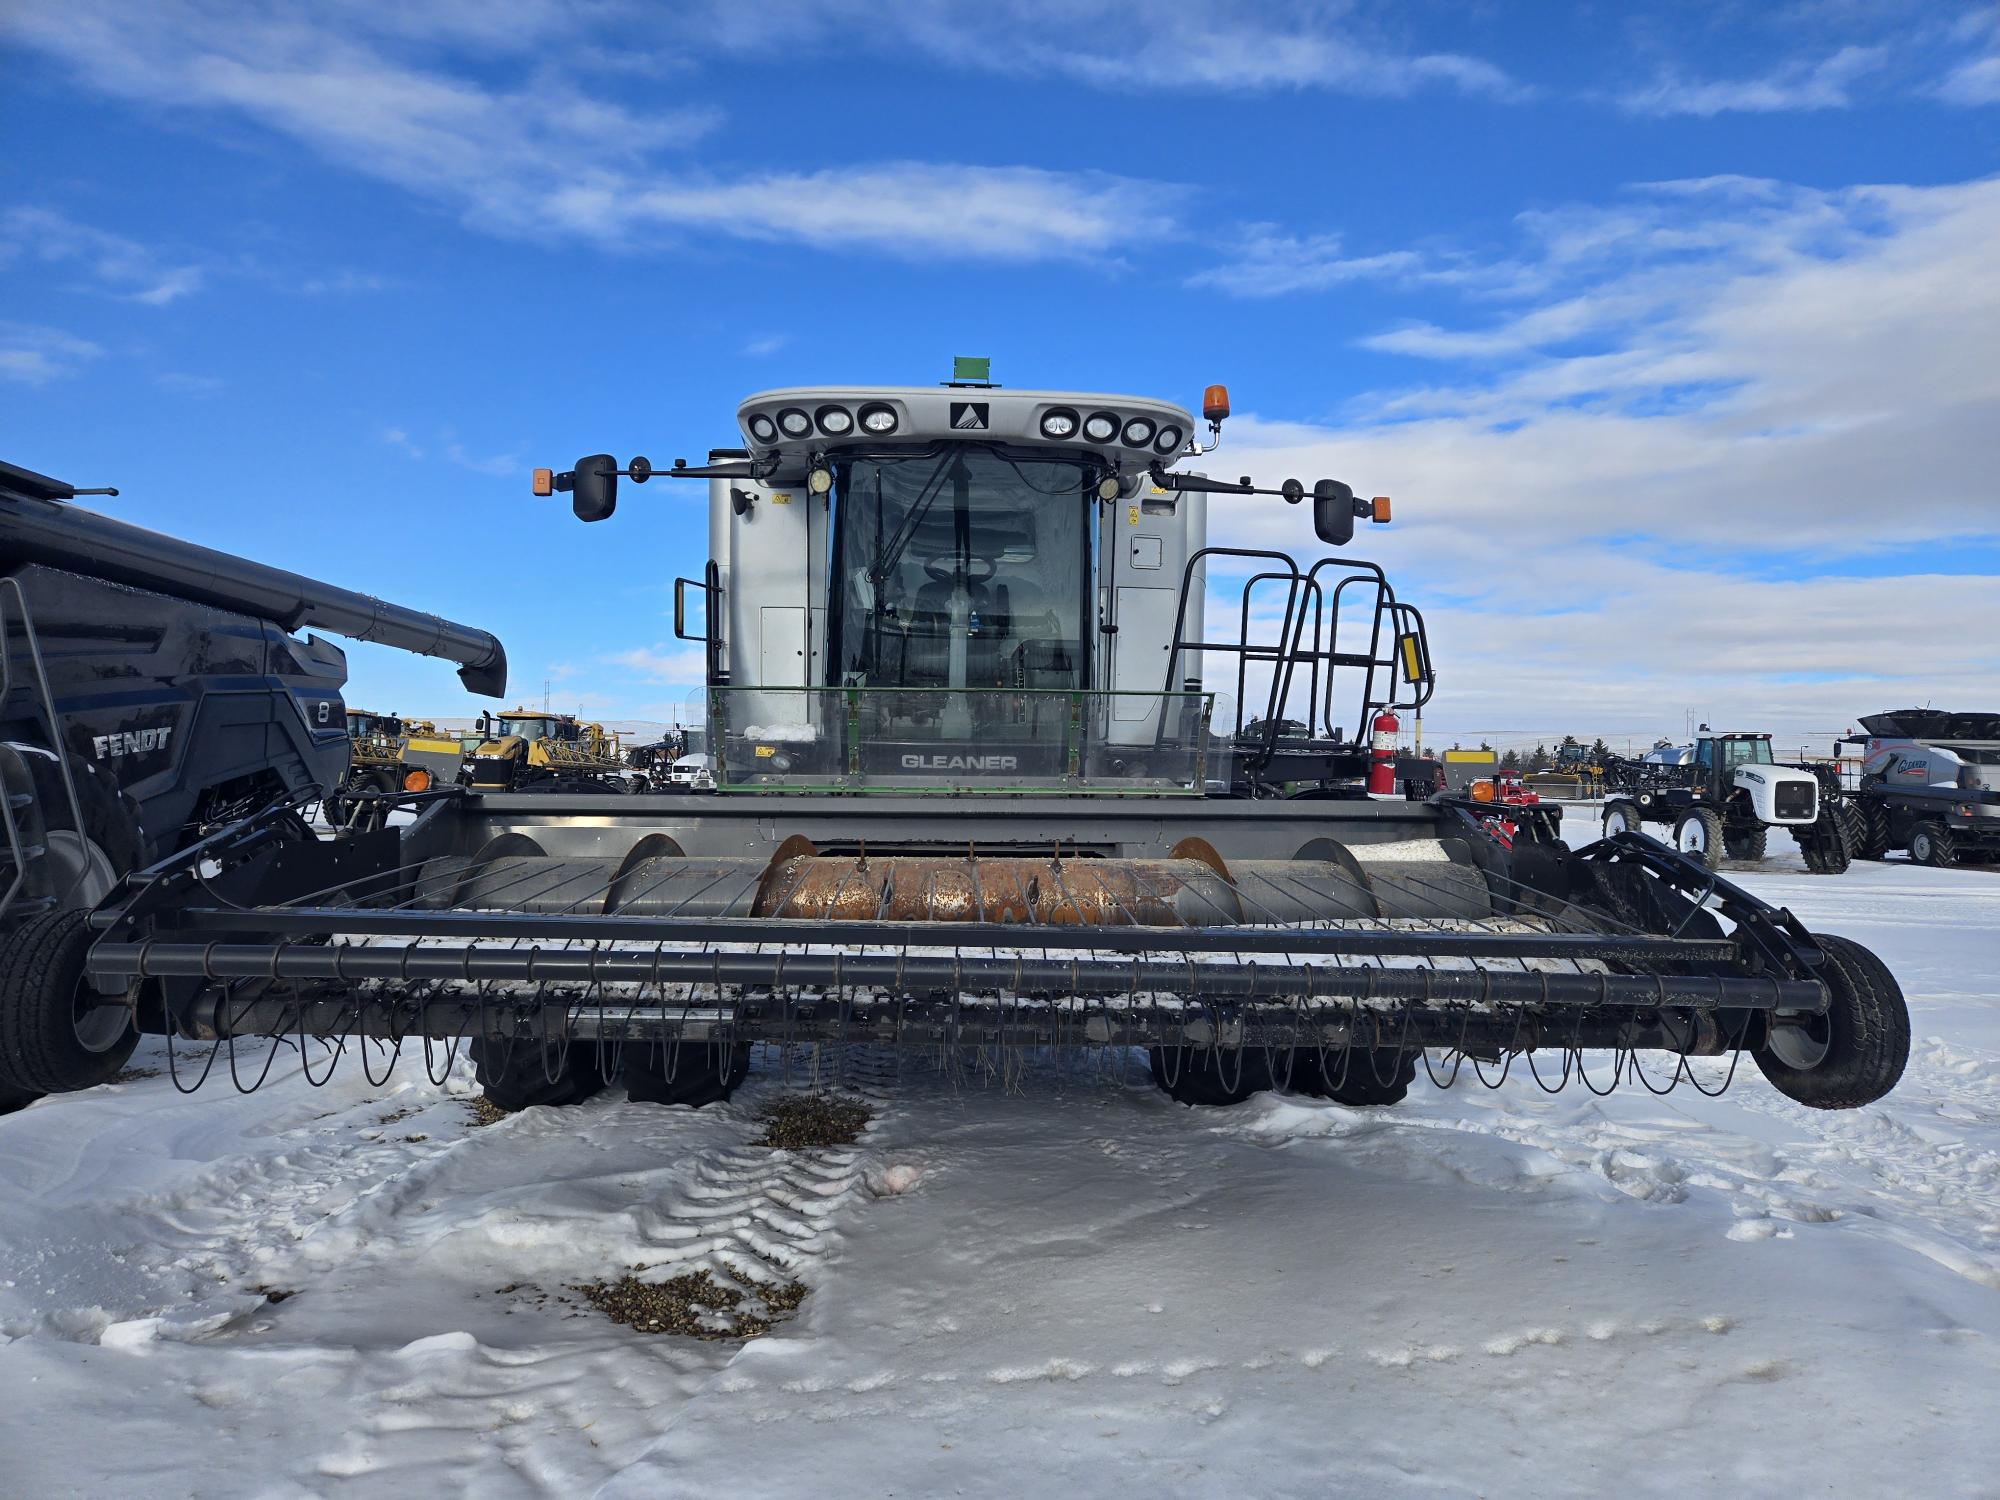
[1723,825,1768,862]
[1148,1046,1274,1107]
[1850,802,1891,861]
[1,1080,39,1115]
[622,1041,749,1108]
[0,908,138,1096]
[1909,823,1957,868]
[1754,935,1909,1109]
[1602,800,1645,838]
[1287,1046,1416,1106]
[1671,808,1724,870]
[471,1036,610,1112]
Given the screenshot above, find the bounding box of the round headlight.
[748,414,778,443]
[1082,411,1119,443]
[1153,424,1184,455]
[858,403,898,435]
[1039,407,1080,441]
[777,407,812,437]
[1121,417,1155,447]
[815,404,854,436]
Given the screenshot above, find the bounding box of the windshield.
[1719,737,1774,768]
[829,449,1089,694]
[497,716,550,741]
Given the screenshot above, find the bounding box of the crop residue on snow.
[753,1092,874,1150]
[572,1268,807,1341]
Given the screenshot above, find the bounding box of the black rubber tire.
[1672,808,1724,870]
[1287,1046,1416,1105]
[1910,823,1956,868]
[1753,935,1910,1109]
[1,1080,41,1115]
[621,1042,749,1108]
[1601,800,1645,838]
[1832,804,1880,864]
[471,1036,610,1112]
[0,908,138,1095]
[1723,825,1768,862]
[1851,802,1891,861]
[1148,1046,1274,1107]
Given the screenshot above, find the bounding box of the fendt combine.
[0,458,505,1107]
[26,380,1910,1114]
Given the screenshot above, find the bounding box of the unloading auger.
[58,375,1910,1113]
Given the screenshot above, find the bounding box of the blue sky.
[3,1,1996,749]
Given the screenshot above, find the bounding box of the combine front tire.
[1288,1047,1416,1106]
[1754,935,1909,1109]
[1672,808,1724,869]
[1723,826,1768,862]
[0,908,138,1096]
[1910,823,1957,868]
[621,1042,748,1108]
[1148,1047,1273,1107]
[471,1037,609,1112]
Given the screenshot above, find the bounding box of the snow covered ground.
[4,838,1999,1496]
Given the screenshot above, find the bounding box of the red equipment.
[1368,709,1399,795]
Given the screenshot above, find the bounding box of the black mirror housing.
[1312,478,1355,546]
[571,453,618,523]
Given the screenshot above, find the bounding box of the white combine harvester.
[36,368,1910,1116]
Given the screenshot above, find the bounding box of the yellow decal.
[769,491,793,505]
[1127,505,1140,525]
[754,744,776,758]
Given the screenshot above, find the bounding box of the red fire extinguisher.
[1367,708,1399,795]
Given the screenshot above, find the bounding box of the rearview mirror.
[572,453,618,523]
[1312,478,1355,546]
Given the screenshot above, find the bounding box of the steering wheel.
[923,555,995,584]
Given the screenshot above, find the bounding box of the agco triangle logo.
[949,402,989,430]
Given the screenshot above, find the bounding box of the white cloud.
[1184,226,1430,298]
[1939,54,2000,103]
[0,206,206,305]
[681,0,1524,100]
[1619,44,1886,117]
[444,440,519,478]
[3,2,1174,262]
[742,334,789,357]
[612,645,710,687]
[1194,174,2000,736]
[380,426,424,460]
[0,323,104,384]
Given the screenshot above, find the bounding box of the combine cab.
[29,380,1910,1116]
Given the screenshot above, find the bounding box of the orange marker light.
[532,467,554,497]
[1202,384,1231,423]
[402,768,433,792]
[1372,495,1392,523]
[1469,779,1496,803]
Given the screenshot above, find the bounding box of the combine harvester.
[0,458,505,1105]
[22,378,1909,1114]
